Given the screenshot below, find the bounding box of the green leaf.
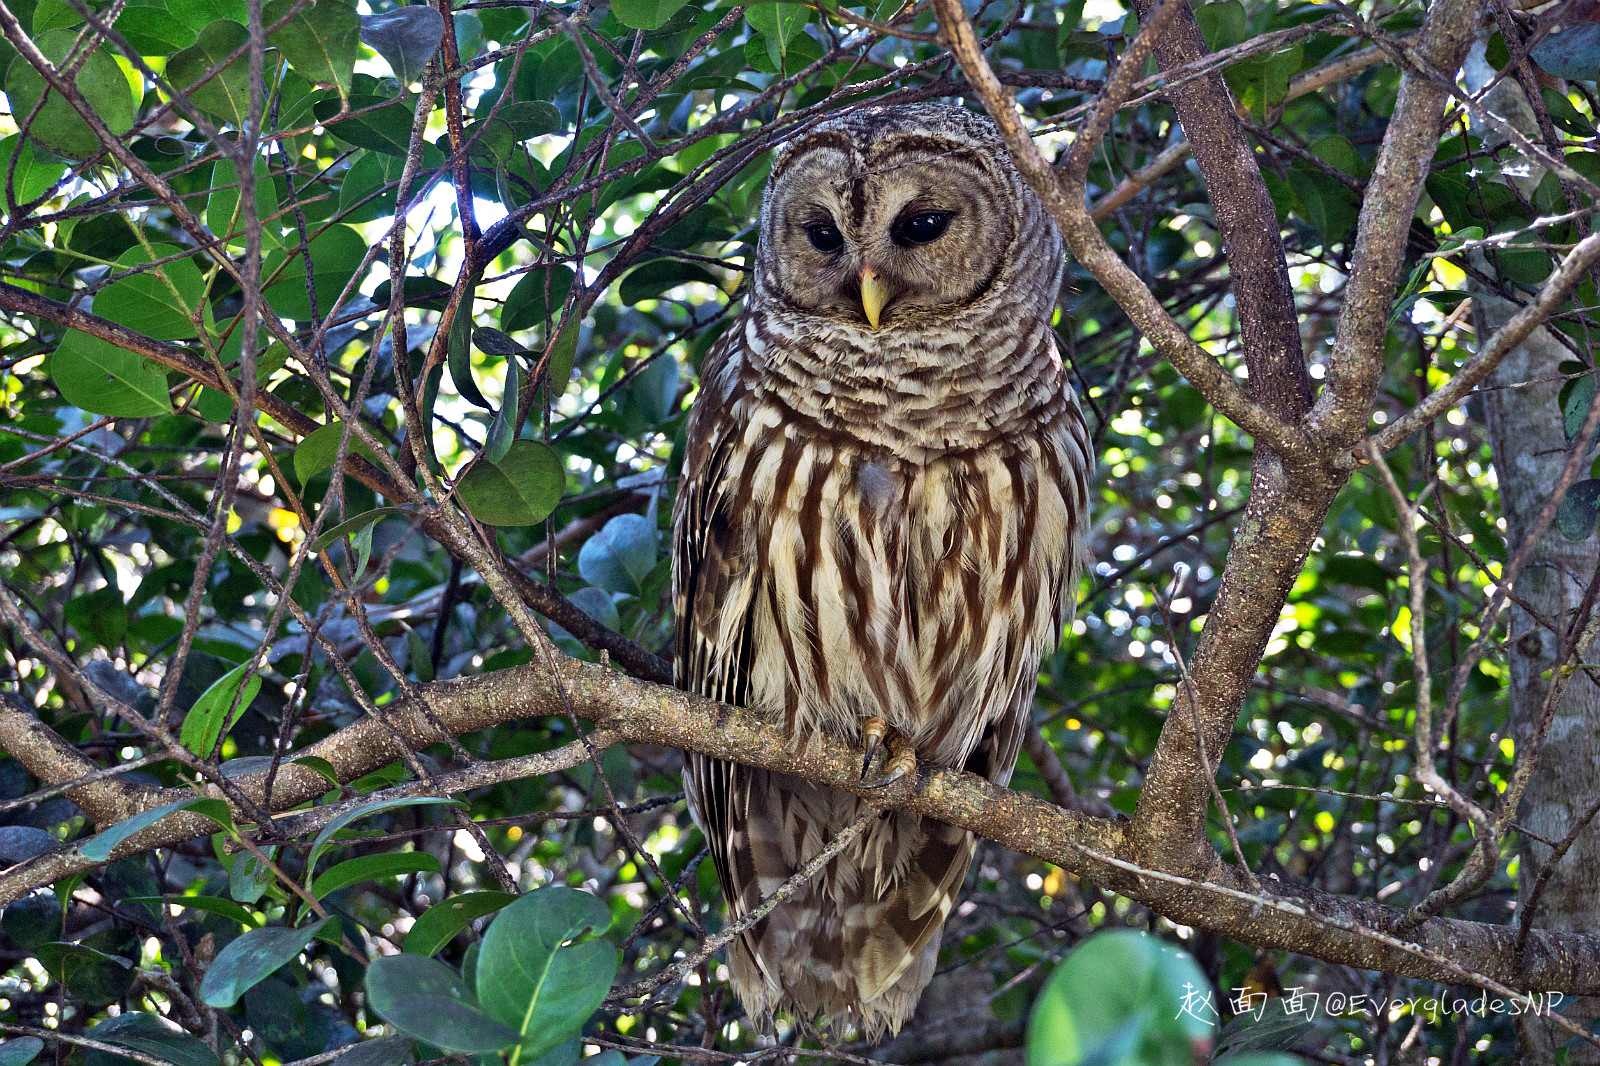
[1557,479,1600,541]
[1224,40,1302,120]
[79,797,233,862]
[207,156,283,248]
[404,891,517,956]
[85,1012,219,1066]
[293,420,381,484]
[309,506,411,552]
[745,2,808,58]
[96,243,206,341]
[168,20,255,128]
[292,754,341,787]
[502,265,574,333]
[1565,373,1596,441]
[4,30,139,158]
[262,222,368,320]
[1308,133,1367,180]
[50,330,174,417]
[1193,0,1246,49]
[198,916,332,1008]
[544,324,577,394]
[619,260,719,306]
[338,150,409,223]
[168,0,245,24]
[1286,167,1358,245]
[228,845,278,904]
[306,796,464,882]
[475,886,618,1061]
[577,513,656,595]
[475,328,524,463]
[611,0,690,30]
[457,439,565,526]
[179,658,263,757]
[0,1037,44,1066]
[311,851,441,898]
[266,0,359,95]
[113,0,197,55]
[121,894,260,928]
[365,954,521,1053]
[448,271,489,408]
[360,6,445,85]
[1026,929,1215,1066]
[36,943,136,1007]
[3,892,62,950]
[0,133,66,205]
[315,93,419,156]
[64,586,127,648]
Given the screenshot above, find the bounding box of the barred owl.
[672,102,1092,1038]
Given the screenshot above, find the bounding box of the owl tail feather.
[687,758,978,1040]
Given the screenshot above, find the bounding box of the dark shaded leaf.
[364,954,520,1053]
[1557,478,1600,541]
[360,6,445,85]
[198,917,332,1008]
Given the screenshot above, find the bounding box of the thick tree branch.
[6,656,1600,997]
[1307,0,1488,448]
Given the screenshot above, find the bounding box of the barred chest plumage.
[681,309,1091,773]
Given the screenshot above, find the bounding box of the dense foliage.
[0,0,1597,1060]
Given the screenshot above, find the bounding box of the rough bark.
[1481,293,1600,1063]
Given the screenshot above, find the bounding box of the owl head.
[754,102,1063,334]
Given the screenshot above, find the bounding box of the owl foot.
[863,736,917,790]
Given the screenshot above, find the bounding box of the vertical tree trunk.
[1462,40,1600,1060]
[1480,295,1600,1063]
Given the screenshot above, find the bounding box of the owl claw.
[864,747,916,790]
[860,717,890,780]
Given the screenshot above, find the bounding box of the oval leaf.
[198,916,332,1008]
[311,851,441,899]
[474,886,618,1060]
[404,891,517,956]
[457,439,564,526]
[50,330,173,417]
[364,953,520,1053]
[360,6,445,85]
[179,659,264,758]
[577,513,657,595]
[293,421,381,484]
[85,1012,220,1066]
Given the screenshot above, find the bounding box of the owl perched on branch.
[672,102,1092,1038]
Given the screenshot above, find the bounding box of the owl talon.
[860,717,889,780]
[863,746,916,790]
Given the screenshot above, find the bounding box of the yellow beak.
[860,268,891,330]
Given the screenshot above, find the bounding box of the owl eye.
[896,211,951,245]
[806,223,845,253]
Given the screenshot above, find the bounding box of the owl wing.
[670,324,766,944]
